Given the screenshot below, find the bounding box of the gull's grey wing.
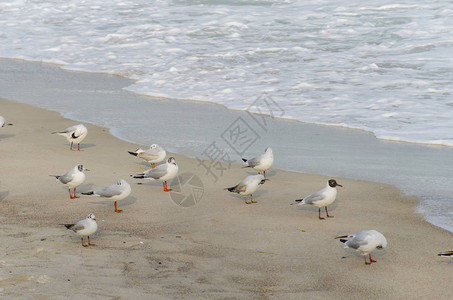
[234,183,247,193]
[345,232,370,250]
[140,151,161,161]
[303,189,325,204]
[58,169,75,184]
[71,221,86,232]
[63,125,78,134]
[246,153,264,167]
[345,238,367,250]
[144,164,168,179]
[96,184,124,198]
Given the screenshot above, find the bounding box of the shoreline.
[1,58,452,233]
[1,97,452,299]
[3,57,453,149]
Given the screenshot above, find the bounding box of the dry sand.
[0,98,451,299]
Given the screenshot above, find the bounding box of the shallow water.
[1,0,452,146]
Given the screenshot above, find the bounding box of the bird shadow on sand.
[224,189,267,202]
[0,134,15,140]
[80,143,96,149]
[241,169,277,178]
[0,191,9,201]
[89,196,137,210]
[134,181,166,189]
[56,143,96,150]
[292,200,339,213]
[132,161,154,169]
[58,183,95,195]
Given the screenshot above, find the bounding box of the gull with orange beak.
[52,164,89,199]
[131,157,178,192]
[295,179,343,220]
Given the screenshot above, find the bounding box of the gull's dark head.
[328,179,342,188]
[168,157,177,165]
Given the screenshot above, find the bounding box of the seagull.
[51,164,89,199]
[335,230,387,265]
[242,147,273,178]
[295,179,342,220]
[82,179,131,213]
[131,157,178,192]
[62,213,98,247]
[128,144,166,168]
[225,174,267,204]
[52,124,88,151]
[0,116,13,127]
[438,250,453,257]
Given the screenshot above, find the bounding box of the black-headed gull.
[335,230,387,265]
[52,124,88,151]
[225,174,267,204]
[128,144,166,168]
[52,164,89,199]
[438,250,453,257]
[82,179,131,213]
[131,157,178,192]
[62,213,98,247]
[0,116,13,127]
[295,179,342,220]
[242,147,273,178]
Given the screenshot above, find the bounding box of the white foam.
[0,0,452,230]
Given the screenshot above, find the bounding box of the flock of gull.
[1,117,451,263]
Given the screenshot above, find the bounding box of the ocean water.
[1,0,452,146]
[0,0,452,232]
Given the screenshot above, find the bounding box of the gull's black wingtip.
[132,175,145,179]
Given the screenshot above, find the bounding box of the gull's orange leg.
[326,207,334,218]
[364,256,371,265]
[114,201,123,213]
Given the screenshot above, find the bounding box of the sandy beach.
[0,98,452,299]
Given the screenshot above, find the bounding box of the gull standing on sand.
[82,179,131,213]
[52,124,88,151]
[51,164,89,199]
[128,144,166,168]
[295,179,343,220]
[131,157,178,192]
[62,213,98,247]
[0,116,13,127]
[335,230,387,265]
[242,147,273,178]
[225,174,267,204]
